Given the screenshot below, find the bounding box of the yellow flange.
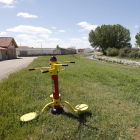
[42,102,54,113]
[75,104,88,112]
[20,112,38,122]
[60,101,88,113]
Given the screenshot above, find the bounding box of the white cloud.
[39,34,49,39]
[16,37,90,49]
[132,34,136,40]
[52,27,56,29]
[82,37,88,40]
[68,29,73,32]
[17,12,38,18]
[82,34,88,36]
[7,25,52,34]
[0,0,14,4]
[70,38,87,44]
[0,31,6,36]
[77,22,98,31]
[0,0,15,8]
[135,25,139,28]
[3,5,14,8]
[39,34,61,42]
[58,30,65,33]
[17,39,63,48]
[17,34,37,41]
[36,39,44,42]
[16,41,90,49]
[70,38,82,43]
[48,38,61,41]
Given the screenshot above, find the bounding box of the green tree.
[135,31,140,47]
[89,24,131,54]
[56,45,59,48]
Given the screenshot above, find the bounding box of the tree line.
[89,24,140,56]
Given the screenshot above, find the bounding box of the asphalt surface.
[0,57,37,82]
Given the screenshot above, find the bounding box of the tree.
[135,31,140,47]
[68,46,77,54]
[89,24,131,54]
[56,45,59,49]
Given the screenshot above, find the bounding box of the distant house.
[16,46,30,56]
[84,48,93,53]
[77,48,85,53]
[54,48,69,55]
[0,37,18,60]
[53,48,61,54]
[54,48,76,55]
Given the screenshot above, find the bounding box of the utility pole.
[38,42,43,55]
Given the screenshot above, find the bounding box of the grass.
[103,55,140,62]
[115,56,140,61]
[1,55,140,139]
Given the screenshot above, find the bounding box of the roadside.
[0,57,37,82]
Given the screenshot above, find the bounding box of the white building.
[16,48,56,56]
[84,48,93,53]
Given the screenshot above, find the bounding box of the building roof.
[0,47,8,51]
[84,48,93,50]
[77,48,85,50]
[0,37,18,48]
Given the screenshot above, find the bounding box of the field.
[0,54,140,140]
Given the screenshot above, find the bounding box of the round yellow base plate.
[20,112,38,122]
[75,104,88,112]
[50,94,61,98]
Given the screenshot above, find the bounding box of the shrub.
[119,47,131,57]
[131,47,139,52]
[128,51,140,58]
[106,48,119,56]
[128,52,137,58]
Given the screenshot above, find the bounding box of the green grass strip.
[0,55,140,140]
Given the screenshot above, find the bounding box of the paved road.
[0,57,37,82]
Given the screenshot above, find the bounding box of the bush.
[128,51,140,58]
[128,52,137,58]
[106,48,119,56]
[131,47,139,52]
[119,47,131,57]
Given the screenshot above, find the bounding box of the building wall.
[28,49,54,55]
[1,50,8,60]
[8,42,17,59]
[0,51,2,60]
[77,49,85,53]
[53,49,61,54]
[16,48,55,56]
[84,48,93,53]
[16,48,77,56]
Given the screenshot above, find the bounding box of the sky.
[0,0,140,49]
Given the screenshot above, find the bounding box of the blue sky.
[0,0,140,49]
